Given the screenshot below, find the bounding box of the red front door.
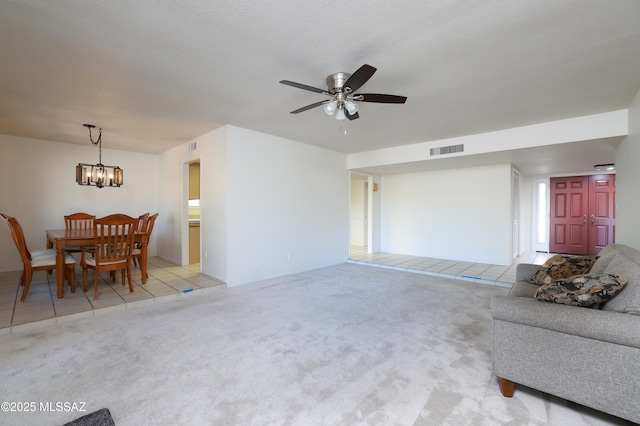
[549,174,616,255]
[550,176,589,255]
[588,174,616,254]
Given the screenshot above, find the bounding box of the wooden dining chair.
[132,213,158,280]
[1,213,76,302]
[64,212,96,254]
[136,213,150,234]
[81,214,137,300]
[65,212,95,230]
[108,213,149,284]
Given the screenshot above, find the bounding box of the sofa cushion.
[602,252,640,315]
[589,245,620,274]
[534,274,627,308]
[529,254,598,285]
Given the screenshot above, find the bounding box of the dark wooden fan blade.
[290,100,328,114]
[346,110,359,121]
[343,64,376,93]
[280,80,328,95]
[358,93,407,104]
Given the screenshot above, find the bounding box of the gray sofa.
[491,244,640,423]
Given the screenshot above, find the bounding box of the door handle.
[583,214,587,225]
[591,214,596,225]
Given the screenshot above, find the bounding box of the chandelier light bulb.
[335,108,346,121]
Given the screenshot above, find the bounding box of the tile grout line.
[6,280,226,334]
[0,260,226,333]
[346,259,512,288]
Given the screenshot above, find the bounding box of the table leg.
[141,242,148,284]
[55,241,65,298]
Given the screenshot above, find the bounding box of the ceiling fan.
[279,64,407,121]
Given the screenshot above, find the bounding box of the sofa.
[491,244,640,423]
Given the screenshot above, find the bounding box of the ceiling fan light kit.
[324,100,337,115]
[345,101,359,115]
[280,64,406,121]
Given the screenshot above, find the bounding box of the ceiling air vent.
[430,144,464,156]
[188,142,197,152]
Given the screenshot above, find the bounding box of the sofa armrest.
[508,281,539,298]
[516,263,539,282]
[491,295,640,348]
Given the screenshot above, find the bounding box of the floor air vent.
[430,144,464,156]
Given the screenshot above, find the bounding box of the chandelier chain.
[85,125,103,165]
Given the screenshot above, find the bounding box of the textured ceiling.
[1,1,640,166]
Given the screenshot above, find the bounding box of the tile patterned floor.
[1,249,554,335]
[348,246,554,288]
[0,257,225,335]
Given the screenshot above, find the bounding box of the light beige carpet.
[0,264,632,425]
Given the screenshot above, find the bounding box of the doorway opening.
[182,160,202,265]
[350,173,368,254]
[349,171,381,257]
[187,161,201,265]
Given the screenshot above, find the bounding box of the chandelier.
[75,124,123,188]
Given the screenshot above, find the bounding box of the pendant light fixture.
[75,124,123,188]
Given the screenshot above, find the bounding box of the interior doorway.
[350,173,369,250]
[549,174,615,255]
[188,162,201,264]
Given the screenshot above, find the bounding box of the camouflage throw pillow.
[534,274,627,308]
[528,254,598,285]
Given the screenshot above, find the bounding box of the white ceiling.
[1,1,639,174]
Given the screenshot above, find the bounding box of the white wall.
[348,110,627,170]
[0,134,160,272]
[616,90,640,248]
[225,126,348,286]
[200,129,229,281]
[519,174,534,254]
[159,125,349,287]
[380,164,512,265]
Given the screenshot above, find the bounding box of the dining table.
[46,228,149,298]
